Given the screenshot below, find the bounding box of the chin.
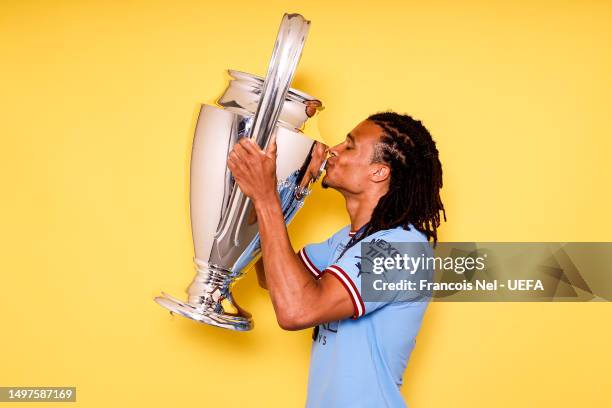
[321,175,339,190]
[321,175,331,189]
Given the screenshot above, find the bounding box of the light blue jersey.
[297,224,432,408]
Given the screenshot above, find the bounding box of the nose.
[327,144,340,158]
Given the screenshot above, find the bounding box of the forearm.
[254,260,268,289]
[254,195,319,327]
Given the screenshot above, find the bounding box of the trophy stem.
[186,258,241,310]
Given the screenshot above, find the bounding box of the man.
[227,111,446,407]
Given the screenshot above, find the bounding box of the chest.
[326,239,349,266]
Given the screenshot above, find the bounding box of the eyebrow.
[346,133,354,142]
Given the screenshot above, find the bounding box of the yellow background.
[1,0,611,406]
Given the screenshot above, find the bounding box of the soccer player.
[227,111,446,407]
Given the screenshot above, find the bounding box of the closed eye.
[345,133,355,149]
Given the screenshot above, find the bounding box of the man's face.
[322,120,385,194]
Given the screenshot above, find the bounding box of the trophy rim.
[227,69,320,106]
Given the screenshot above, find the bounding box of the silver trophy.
[154,13,324,331]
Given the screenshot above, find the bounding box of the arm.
[254,251,307,290]
[227,137,355,330]
[254,192,354,330]
[254,259,268,290]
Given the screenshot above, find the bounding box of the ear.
[370,163,391,183]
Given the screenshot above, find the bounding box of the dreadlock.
[361,111,446,246]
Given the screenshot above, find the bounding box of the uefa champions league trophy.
[154,13,324,331]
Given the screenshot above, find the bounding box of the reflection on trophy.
[154,13,324,331]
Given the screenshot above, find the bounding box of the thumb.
[265,133,277,159]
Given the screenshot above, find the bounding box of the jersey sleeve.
[297,237,333,280]
[322,230,432,319]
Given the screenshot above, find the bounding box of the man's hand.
[227,135,278,205]
[299,141,328,189]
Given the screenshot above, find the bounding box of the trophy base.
[154,292,253,331]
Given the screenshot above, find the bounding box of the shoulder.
[326,224,352,241]
[304,225,351,252]
[373,224,429,243]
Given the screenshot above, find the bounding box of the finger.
[305,100,322,118]
[314,141,328,157]
[227,158,237,175]
[228,150,243,164]
[228,149,247,168]
[228,155,247,177]
[233,142,250,160]
[265,133,277,159]
[240,137,264,156]
[227,155,238,171]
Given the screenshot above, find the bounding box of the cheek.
[338,158,370,186]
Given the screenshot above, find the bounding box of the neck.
[342,188,386,232]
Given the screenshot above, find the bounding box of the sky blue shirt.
[298,224,432,408]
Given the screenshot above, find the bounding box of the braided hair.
[361,112,446,245]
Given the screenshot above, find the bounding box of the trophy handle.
[250,13,310,149]
[213,14,310,250]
